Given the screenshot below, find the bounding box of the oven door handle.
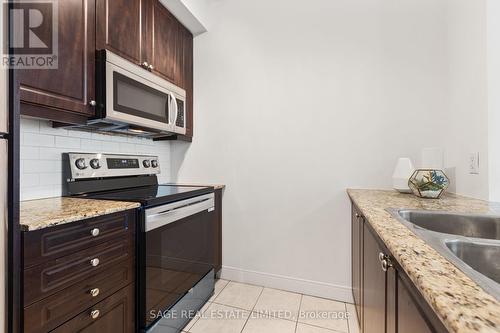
[145,195,215,232]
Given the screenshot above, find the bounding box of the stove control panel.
[64,153,161,180]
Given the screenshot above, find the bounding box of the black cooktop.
[82,184,214,207]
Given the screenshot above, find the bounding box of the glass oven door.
[142,194,215,328]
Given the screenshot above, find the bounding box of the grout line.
[295,294,303,333]
[238,285,264,333]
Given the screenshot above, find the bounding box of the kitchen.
[1,0,500,332]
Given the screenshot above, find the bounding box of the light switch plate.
[469,152,480,174]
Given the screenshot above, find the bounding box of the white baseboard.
[220,266,353,304]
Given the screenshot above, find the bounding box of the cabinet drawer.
[24,259,134,333]
[51,283,135,333]
[23,210,136,268]
[24,237,134,306]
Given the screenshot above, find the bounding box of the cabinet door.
[18,0,96,119]
[180,26,193,138]
[147,0,180,83]
[397,276,433,333]
[96,0,146,65]
[362,223,386,333]
[351,206,362,325]
[51,284,135,333]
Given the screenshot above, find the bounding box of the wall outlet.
[468,152,480,174]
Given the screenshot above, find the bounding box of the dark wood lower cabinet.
[351,204,448,333]
[50,283,135,333]
[351,205,362,325]
[362,221,386,333]
[22,210,137,333]
[214,188,223,274]
[397,275,433,333]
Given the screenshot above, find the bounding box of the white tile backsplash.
[20,117,171,201]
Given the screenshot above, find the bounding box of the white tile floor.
[182,279,360,333]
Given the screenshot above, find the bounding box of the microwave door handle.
[168,92,175,127]
[172,95,178,127]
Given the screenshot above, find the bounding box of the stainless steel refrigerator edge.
[0,0,8,330]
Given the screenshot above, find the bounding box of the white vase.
[392,158,415,193]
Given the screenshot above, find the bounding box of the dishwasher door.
[140,193,215,330]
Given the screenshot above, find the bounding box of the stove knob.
[75,158,87,170]
[90,159,101,169]
[143,160,151,168]
[151,160,158,168]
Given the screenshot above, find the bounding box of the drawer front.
[24,237,134,306]
[51,283,135,333]
[24,259,134,333]
[23,209,136,268]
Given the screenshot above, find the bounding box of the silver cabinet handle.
[148,64,154,71]
[378,252,385,262]
[90,288,100,297]
[90,258,100,267]
[90,309,100,319]
[90,228,100,237]
[142,61,149,68]
[381,259,393,272]
[89,100,96,107]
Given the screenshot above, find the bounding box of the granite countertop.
[20,197,141,231]
[347,189,500,333]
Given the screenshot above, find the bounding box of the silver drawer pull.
[90,228,100,237]
[90,309,100,319]
[90,288,100,297]
[90,258,100,267]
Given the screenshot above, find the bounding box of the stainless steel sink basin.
[398,210,500,240]
[388,208,500,300]
[445,240,500,284]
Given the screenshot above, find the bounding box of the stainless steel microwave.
[90,50,186,136]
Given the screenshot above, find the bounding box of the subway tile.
[23,133,55,147]
[81,139,103,151]
[24,160,60,173]
[20,173,39,187]
[68,129,92,138]
[119,143,137,153]
[55,136,81,149]
[39,173,63,186]
[101,141,120,153]
[20,146,39,160]
[20,118,40,132]
[111,134,130,143]
[38,147,66,160]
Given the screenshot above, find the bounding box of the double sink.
[388,209,500,300]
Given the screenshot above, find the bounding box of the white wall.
[444,0,489,200]
[171,0,450,301]
[20,118,171,201]
[487,0,500,202]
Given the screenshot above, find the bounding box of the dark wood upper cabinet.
[180,26,194,138]
[18,0,194,138]
[147,0,179,83]
[18,0,96,122]
[96,0,146,66]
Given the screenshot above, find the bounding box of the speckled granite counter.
[347,189,500,333]
[20,197,140,231]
